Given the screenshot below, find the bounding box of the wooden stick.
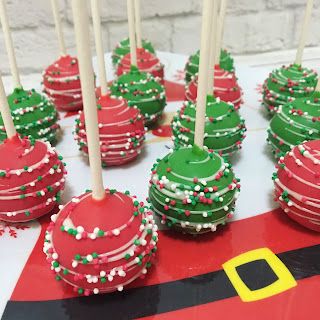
[71,0,105,201]
[207,0,218,94]
[0,0,21,88]
[127,0,137,66]
[50,0,67,56]
[0,70,16,139]
[91,0,108,96]
[194,0,214,148]
[295,0,314,65]
[215,0,227,64]
[134,0,142,48]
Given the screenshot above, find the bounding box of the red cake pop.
[74,95,146,167]
[116,48,165,84]
[44,190,158,294]
[273,140,320,232]
[43,55,83,112]
[75,0,146,167]
[185,65,242,110]
[0,134,66,222]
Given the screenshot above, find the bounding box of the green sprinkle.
[98,230,105,237]
[74,254,81,261]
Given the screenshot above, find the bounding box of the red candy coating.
[44,190,158,294]
[0,135,66,222]
[74,95,145,166]
[43,55,83,112]
[185,65,242,110]
[116,48,165,84]
[274,140,320,232]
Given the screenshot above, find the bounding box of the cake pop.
[185,0,241,108]
[112,0,155,71]
[148,145,240,233]
[0,135,66,223]
[262,0,317,114]
[44,0,157,295]
[172,96,246,156]
[115,0,164,84]
[43,55,83,112]
[185,49,234,83]
[42,1,82,112]
[273,140,320,232]
[185,65,242,109]
[44,189,158,294]
[149,0,240,234]
[267,93,320,159]
[74,0,146,167]
[110,0,166,127]
[112,37,155,67]
[111,66,166,126]
[0,0,60,144]
[262,64,317,114]
[74,95,145,166]
[116,48,164,84]
[0,87,60,144]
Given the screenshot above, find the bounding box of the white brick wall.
[0,0,318,75]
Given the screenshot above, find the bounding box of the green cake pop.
[148,145,240,233]
[112,37,155,67]
[185,49,234,83]
[0,87,60,144]
[262,0,318,115]
[262,64,317,114]
[172,96,246,157]
[267,92,320,158]
[149,0,240,235]
[110,65,166,125]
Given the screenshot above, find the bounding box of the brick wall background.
[1,0,319,75]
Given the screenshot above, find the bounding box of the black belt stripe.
[3,244,320,320]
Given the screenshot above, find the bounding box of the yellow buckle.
[222,248,297,302]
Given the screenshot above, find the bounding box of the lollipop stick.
[207,0,218,94]
[215,0,227,64]
[194,0,214,148]
[71,0,105,200]
[0,71,16,139]
[50,0,67,56]
[127,0,137,66]
[295,0,314,65]
[134,0,142,48]
[91,0,108,96]
[0,0,21,88]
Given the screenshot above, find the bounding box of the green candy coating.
[110,66,166,125]
[112,37,155,66]
[262,64,318,114]
[185,49,234,83]
[0,87,59,144]
[267,92,320,158]
[172,95,246,156]
[148,145,240,234]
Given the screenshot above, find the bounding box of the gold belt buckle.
[222,248,297,302]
